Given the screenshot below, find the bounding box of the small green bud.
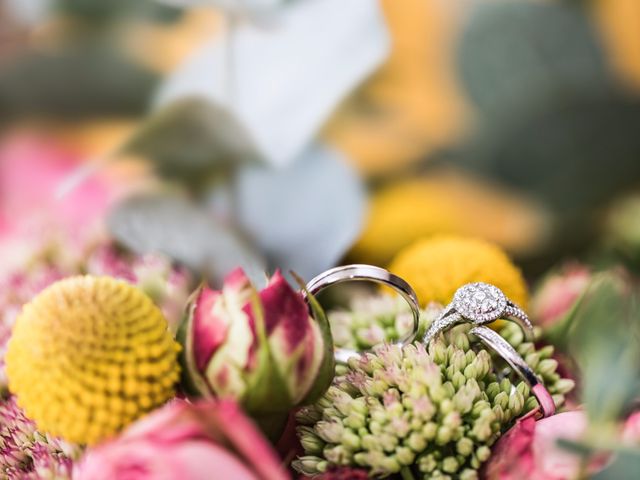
[440,398,455,415]
[299,427,325,454]
[476,445,491,462]
[418,453,438,473]
[436,426,452,445]
[538,359,559,379]
[500,378,512,395]
[296,406,322,424]
[316,421,343,443]
[443,412,462,429]
[341,430,361,450]
[454,333,470,351]
[460,468,479,480]
[463,364,477,380]
[493,391,509,410]
[471,400,491,419]
[442,456,459,473]
[361,434,380,451]
[344,412,366,430]
[292,456,327,475]
[378,456,401,473]
[486,382,501,401]
[525,352,540,369]
[396,446,416,465]
[516,381,530,398]
[379,433,399,452]
[524,396,538,412]
[429,341,448,365]
[508,391,524,414]
[452,371,466,389]
[537,344,554,359]
[456,437,474,456]
[407,432,427,452]
[554,378,575,394]
[324,445,351,464]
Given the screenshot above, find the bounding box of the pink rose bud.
[180,268,334,414]
[532,263,591,327]
[74,399,290,480]
[483,411,609,480]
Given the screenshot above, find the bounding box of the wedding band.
[423,282,533,345]
[303,264,421,363]
[470,326,556,418]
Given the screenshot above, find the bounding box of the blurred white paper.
[156,0,390,167]
[233,143,366,279]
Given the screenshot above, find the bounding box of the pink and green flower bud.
[179,268,334,415]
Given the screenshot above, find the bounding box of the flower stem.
[400,466,416,480]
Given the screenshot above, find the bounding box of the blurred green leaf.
[108,193,267,286]
[121,98,261,188]
[563,271,640,424]
[454,91,640,220]
[54,0,181,23]
[0,45,157,121]
[458,1,615,116]
[593,447,640,480]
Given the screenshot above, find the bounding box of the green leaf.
[458,1,615,116]
[563,272,640,423]
[594,447,640,480]
[241,289,295,416]
[120,98,261,188]
[291,272,336,406]
[0,44,157,121]
[107,193,267,286]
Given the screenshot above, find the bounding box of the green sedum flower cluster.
[294,297,573,479]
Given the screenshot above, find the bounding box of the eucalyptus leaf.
[155,0,389,166]
[458,1,615,116]
[107,193,266,286]
[0,45,157,121]
[232,143,366,279]
[120,98,261,188]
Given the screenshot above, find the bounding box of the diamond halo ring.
[423,282,533,344]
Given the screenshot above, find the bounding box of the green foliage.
[121,98,261,188]
[562,272,640,424]
[458,1,615,116]
[107,193,267,286]
[0,45,157,122]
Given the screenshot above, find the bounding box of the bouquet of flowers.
[3,0,640,479]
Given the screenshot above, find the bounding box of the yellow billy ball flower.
[389,235,528,309]
[5,276,181,445]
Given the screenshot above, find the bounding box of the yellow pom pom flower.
[6,276,181,445]
[389,235,529,309]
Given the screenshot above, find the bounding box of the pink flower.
[483,411,608,480]
[0,133,123,274]
[0,395,76,479]
[74,399,290,480]
[531,263,591,327]
[181,269,334,414]
[622,412,640,444]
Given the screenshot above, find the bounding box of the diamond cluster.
[453,282,507,323]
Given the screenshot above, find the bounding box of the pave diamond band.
[303,264,421,364]
[423,282,533,345]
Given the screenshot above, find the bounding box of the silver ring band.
[303,264,421,363]
[423,282,533,345]
[470,326,556,418]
